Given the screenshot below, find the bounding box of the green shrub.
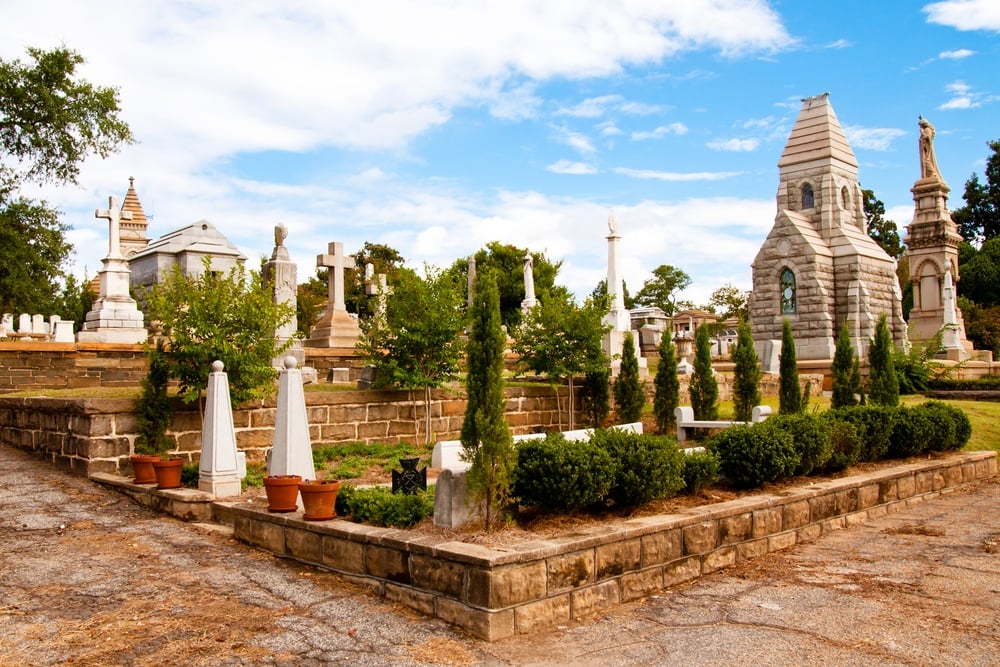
[594,430,685,506]
[927,375,1000,390]
[181,462,199,488]
[335,484,434,527]
[912,401,971,451]
[821,416,862,472]
[242,462,265,491]
[512,433,616,511]
[888,407,932,458]
[829,405,899,462]
[708,422,798,489]
[681,450,720,494]
[768,413,832,475]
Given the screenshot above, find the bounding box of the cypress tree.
[867,313,899,406]
[831,323,858,409]
[581,368,611,428]
[461,273,514,529]
[689,325,718,420]
[778,319,802,415]
[613,332,646,423]
[653,332,681,434]
[731,321,761,422]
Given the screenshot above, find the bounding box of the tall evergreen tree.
[778,319,802,415]
[731,321,761,422]
[867,313,899,407]
[461,273,514,529]
[831,323,859,409]
[613,332,646,423]
[653,333,681,434]
[580,369,611,428]
[689,325,718,420]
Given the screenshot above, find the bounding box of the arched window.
[780,268,796,314]
[801,183,815,209]
[841,185,850,210]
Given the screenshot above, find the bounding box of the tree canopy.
[952,139,1000,246]
[863,188,904,259]
[704,283,748,322]
[635,264,691,317]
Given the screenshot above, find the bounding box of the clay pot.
[130,454,161,484]
[263,475,302,513]
[152,457,184,490]
[298,479,340,521]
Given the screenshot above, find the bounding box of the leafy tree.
[357,266,465,443]
[461,273,515,530]
[613,332,646,423]
[958,237,1000,307]
[345,242,409,318]
[296,269,328,339]
[862,188,904,259]
[951,139,1000,245]
[689,325,718,420]
[448,241,561,329]
[0,47,132,315]
[514,290,609,429]
[591,278,637,310]
[831,323,859,409]
[960,297,1000,358]
[705,283,749,322]
[730,322,761,422]
[143,258,294,409]
[580,368,611,428]
[653,333,680,434]
[867,313,899,407]
[635,264,692,317]
[778,319,802,415]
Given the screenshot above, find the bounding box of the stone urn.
[298,479,340,521]
[263,475,302,513]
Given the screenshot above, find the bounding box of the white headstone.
[52,319,75,343]
[18,313,31,333]
[198,360,242,498]
[268,356,317,480]
[31,314,45,335]
[1,313,12,333]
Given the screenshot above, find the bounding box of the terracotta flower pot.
[263,475,302,513]
[298,479,340,521]
[130,454,161,484]
[152,457,184,490]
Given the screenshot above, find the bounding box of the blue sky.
[3,1,999,307]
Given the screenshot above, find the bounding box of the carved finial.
[211,360,224,372]
[129,176,134,188]
[284,356,297,370]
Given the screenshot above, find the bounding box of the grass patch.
[312,441,434,480]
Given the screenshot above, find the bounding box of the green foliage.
[135,340,175,455]
[181,462,200,488]
[634,264,692,317]
[959,298,1000,358]
[681,449,720,494]
[0,199,74,315]
[335,484,434,528]
[242,462,265,490]
[461,273,515,529]
[868,314,899,407]
[927,374,1000,390]
[653,333,681,434]
[863,188,904,259]
[295,269,327,339]
[708,422,799,490]
[514,289,609,429]
[888,406,932,458]
[344,242,409,319]
[831,324,859,409]
[951,139,1000,245]
[778,319,802,415]
[706,283,749,322]
[580,369,611,428]
[591,278,637,310]
[689,325,718,420]
[730,322,761,422]
[910,401,971,451]
[512,433,616,511]
[894,327,943,394]
[958,237,1000,307]
[830,405,899,461]
[613,333,646,423]
[822,416,863,472]
[768,413,832,476]
[591,430,685,506]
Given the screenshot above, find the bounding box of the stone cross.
[316,242,355,313]
[95,196,133,260]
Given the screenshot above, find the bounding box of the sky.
[2,0,999,308]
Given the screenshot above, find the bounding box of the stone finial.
[211,360,224,372]
[284,355,298,369]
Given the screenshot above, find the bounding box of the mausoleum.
[129,220,247,290]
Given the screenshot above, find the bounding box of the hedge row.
[709,401,972,489]
[927,376,1000,391]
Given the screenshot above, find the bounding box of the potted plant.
[133,340,175,485]
[298,478,340,521]
[263,475,302,512]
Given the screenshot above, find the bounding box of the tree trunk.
[568,376,575,430]
[552,383,563,430]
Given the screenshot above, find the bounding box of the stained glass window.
[801,183,814,209]
[780,268,796,314]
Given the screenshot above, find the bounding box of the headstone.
[52,319,75,343]
[268,356,317,481]
[760,339,781,374]
[18,313,30,333]
[602,213,646,376]
[263,223,305,367]
[198,361,242,498]
[364,262,392,322]
[521,253,537,313]
[1,313,12,334]
[391,457,427,494]
[31,314,45,335]
[305,241,361,349]
[77,195,147,344]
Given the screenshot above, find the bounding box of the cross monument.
[305,240,362,348]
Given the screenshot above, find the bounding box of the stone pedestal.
[199,361,242,498]
[305,309,361,349]
[77,257,147,344]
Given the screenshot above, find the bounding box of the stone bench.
[675,405,771,443]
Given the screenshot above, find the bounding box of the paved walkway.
[1,443,997,666]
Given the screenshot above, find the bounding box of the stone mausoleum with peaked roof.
[750,93,907,361]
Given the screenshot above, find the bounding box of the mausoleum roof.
[130,220,247,261]
[778,93,857,170]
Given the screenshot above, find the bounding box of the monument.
[749,93,906,361]
[77,195,148,344]
[602,213,646,374]
[904,116,974,360]
[305,241,361,349]
[199,361,242,498]
[263,223,305,366]
[521,253,537,313]
[128,219,247,291]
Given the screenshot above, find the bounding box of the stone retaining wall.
[0,342,148,392]
[227,451,997,640]
[0,386,584,475]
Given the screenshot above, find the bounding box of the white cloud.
[557,94,663,119]
[631,123,689,140]
[598,121,624,137]
[547,160,598,175]
[556,128,597,154]
[938,80,984,109]
[939,48,975,59]
[826,39,852,48]
[924,0,1000,32]
[843,125,907,151]
[614,168,741,182]
[708,137,761,152]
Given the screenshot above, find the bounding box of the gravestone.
[268,356,317,481]
[199,361,243,498]
[305,241,361,349]
[264,223,305,367]
[521,253,537,313]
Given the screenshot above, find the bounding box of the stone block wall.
[0,342,148,392]
[229,451,997,640]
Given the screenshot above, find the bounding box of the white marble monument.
[268,356,317,481]
[305,241,361,349]
[199,361,243,498]
[264,223,305,366]
[602,213,645,375]
[521,253,537,313]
